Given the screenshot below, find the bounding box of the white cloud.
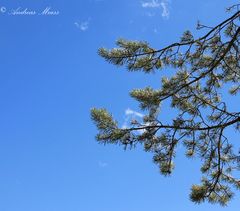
[160,0,170,18]
[125,108,144,118]
[138,122,150,134]
[74,20,90,31]
[122,108,144,129]
[121,108,152,135]
[142,0,161,8]
[141,0,171,19]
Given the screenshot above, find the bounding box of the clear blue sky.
[0,0,239,210]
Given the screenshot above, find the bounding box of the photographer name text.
[1,7,60,16]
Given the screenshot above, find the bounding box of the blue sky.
[0,0,239,210]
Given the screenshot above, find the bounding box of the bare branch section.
[91,6,240,205]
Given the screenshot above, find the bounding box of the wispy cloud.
[141,0,171,19]
[125,108,144,118]
[122,108,144,129]
[142,0,161,8]
[160,0,170,18]
[98,161,108,168]
[153,28,158,33]
[121,108,152,135]
[74,19,90,31]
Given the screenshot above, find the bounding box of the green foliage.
[130,87,160,110]
[91,5,240,206]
